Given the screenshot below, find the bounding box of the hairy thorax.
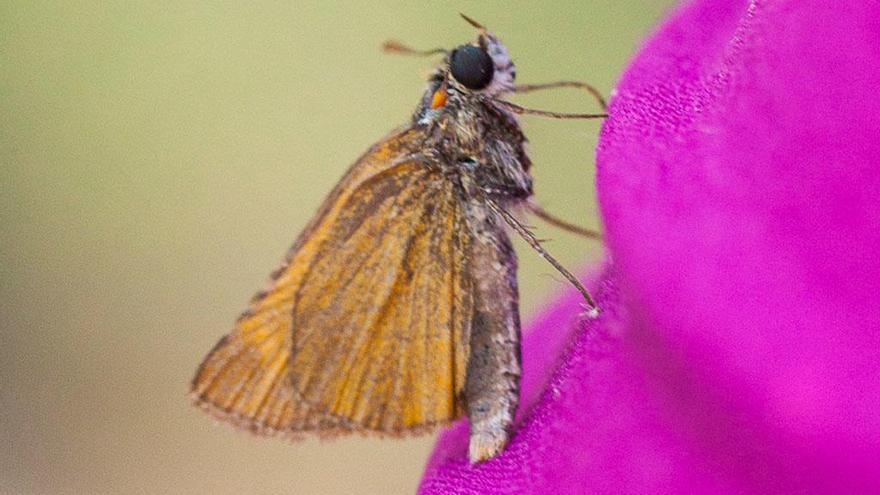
[417,97,533,201]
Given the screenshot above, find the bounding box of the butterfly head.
[419,16,514,113]
[445,14,515,97]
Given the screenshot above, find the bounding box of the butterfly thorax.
[413,94,533,202]
[409,25,532,203]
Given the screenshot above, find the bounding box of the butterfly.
[190,14,606,463]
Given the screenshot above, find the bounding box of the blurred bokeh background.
[1,1,674,493]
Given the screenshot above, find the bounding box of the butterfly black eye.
[449,45,494,90]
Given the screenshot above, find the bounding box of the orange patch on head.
[431,88,448,109]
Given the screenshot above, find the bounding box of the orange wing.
[190,127,473,437]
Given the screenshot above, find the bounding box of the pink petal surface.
[420,0,880,493]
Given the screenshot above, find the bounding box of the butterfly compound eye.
[449,45,494,90]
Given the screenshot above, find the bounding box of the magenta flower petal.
[420,0,880,493]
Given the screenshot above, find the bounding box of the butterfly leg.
[514,80,608,111]
[525,200,602,240]
[465,209,522,463]
[492,80,609,119]
[488,199,599,314]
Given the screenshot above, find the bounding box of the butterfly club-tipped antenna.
[459,13,488,33]
[382,40,447,57]
[383,14,486,58]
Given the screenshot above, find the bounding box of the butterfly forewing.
[190,127,472,436]
[189,316,348,436]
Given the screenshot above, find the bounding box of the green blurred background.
[1,2,673,493]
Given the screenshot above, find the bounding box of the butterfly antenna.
[459,13,487,32]
[382,40,446,57]
[487,199,599,312]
